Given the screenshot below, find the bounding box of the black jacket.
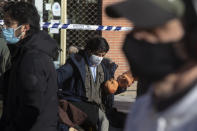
[0,31,58,131]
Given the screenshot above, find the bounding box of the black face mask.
[123,33,185,82]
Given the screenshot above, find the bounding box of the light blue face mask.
[2,25,22,44]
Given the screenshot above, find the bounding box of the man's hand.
[117,71,134,88]
[104,78,119,94]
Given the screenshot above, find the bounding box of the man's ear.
[22,24,30,32]
[19,24,30,39]
[18,24,30,39]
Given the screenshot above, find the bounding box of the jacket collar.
[69,51,107,85]
[69,52,86,85]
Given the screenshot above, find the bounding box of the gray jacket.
[124,85,197,131]
[0,31,10,76]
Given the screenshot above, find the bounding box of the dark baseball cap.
[106,0,185,28]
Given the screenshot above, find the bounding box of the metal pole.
[60,0,67,65]
[34,0,43,26]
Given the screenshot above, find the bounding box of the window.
[66,0,102,55]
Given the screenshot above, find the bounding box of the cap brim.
[106,0,176,28]
[106,1,128,18]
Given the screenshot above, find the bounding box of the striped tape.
[0,20,133,31]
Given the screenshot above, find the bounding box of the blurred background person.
[0,1,10,117]
[0,25,11,112]
[106,0,197,130]
[0,1,10,78]
[0,22,10,77]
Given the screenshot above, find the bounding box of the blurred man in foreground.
[106,0,197,130]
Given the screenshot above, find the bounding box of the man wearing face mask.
[106,0,197,130]
[0,2,59,131]
[57,37,126,131]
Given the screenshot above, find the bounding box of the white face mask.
[89,55,103,66]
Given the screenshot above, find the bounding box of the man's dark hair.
[85,37,110,53]
[3,2,40,36]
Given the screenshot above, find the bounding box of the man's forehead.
[94,51,106,54]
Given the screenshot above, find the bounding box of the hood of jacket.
[21,31,59,59]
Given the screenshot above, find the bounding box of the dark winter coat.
[0,31,59,131]
[57,51,124,112]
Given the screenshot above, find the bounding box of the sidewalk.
[113,81,137,113]
[109,82,137,131]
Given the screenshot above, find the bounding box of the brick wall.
[102,0,133,78]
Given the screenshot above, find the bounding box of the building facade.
[102,0,131,77]
[1,0,132,77]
